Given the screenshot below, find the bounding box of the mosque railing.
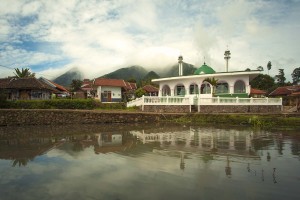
[127,96,191,107]
[127,96,282,108]
[198,97,282,105]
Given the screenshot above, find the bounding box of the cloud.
[0,0,299,81]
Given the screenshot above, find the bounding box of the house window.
[189,84,199,94]
[176,85,185,96]
[234,80,246,93]
[200,82,211,94]
[216,81,229,94]
[102,91,108,98]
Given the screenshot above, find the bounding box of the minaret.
[178,55,183,76]
[224,49,231,72]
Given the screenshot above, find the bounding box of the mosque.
[127,50,282,113]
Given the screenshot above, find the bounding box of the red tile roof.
[129,82,137,90]
[143,85,158,93]
[0,78,11,89]
[250,88,266,95]
[94,78,127,88]
[6,77,57,91]
[269,85,300,96]
[48,79,68,92]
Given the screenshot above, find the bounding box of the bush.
[0,99,127,110]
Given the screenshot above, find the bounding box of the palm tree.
[257,66,264,71]
[203,77,218,95]
[14,68,35,78]
[267,61,272,75]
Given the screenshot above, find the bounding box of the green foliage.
[170,114,300,130]
[135,88,147,98]
[245,68,251,71]
[250,74,275,91]
[70,79,83,91]
[95,102,126,110]
[291,67,300,84]
[14,68,35,78]
[0,89,9,108]
[257,66,263,71]
[275,69,286,86]
[2,99,97,109]
[267,61,272,74]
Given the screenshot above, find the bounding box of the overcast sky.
[0,0,299,80]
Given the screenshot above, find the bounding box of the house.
[1,77,56,100]
[143,85,159,96]
[39,77,69,98]
[125,82,137,100]
[93,78,128,102]
[269,85,300,106]
[81,79,94,98]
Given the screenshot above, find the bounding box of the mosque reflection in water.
[0,126,298,181]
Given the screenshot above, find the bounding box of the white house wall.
[96,86,122,100]
[157,74,251,97]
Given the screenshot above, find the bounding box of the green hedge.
[0,99,126,110]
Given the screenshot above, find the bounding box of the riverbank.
[0,109,299,130]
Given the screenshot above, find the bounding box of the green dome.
[194,63,216,75]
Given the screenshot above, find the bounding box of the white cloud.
[0,0,299,81]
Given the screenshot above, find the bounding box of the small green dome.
[194,63,216,75]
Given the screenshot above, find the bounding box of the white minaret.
[224,49,231,72]
[178,55,183,76]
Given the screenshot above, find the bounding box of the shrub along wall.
[0,99,126,110]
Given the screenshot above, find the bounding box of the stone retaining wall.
[143,105,190,113]
[198,105,282,113]
[0,109,183,126]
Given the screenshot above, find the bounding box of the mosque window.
[162,85,171,96]
[200,82,211,94]
[216,81,229,94]
[176,85,185,96]
[234,80,246,93]
[189,84,199,94]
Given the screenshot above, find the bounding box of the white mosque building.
[127,50,282,113]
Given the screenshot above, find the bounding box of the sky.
[0,0,299,81]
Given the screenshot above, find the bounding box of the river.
[0,123,299,200]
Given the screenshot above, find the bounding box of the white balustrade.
[127,96,282,107]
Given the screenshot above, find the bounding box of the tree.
[275,69,286,86]
[14,68,35,78]
[70,79,83,92]
[267,61,272,75]
[257,66,264,71]
[245,68,251,71]
[250,74,275,91]
[203,77,218,94]
[291,67,300,85]
[135,88,146,98]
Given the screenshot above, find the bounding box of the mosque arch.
[175,84,186,96]
[161,85,171,96]
[189,83,199,95]
[234,80,246,93]
[200,81,211,94]
[216,81,229,94]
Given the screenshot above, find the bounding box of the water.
[0,124,299,200]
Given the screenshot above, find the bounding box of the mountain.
[101,65,148,81]
[161,62,197,77]
[143,71,160,80]
[52,68,83,87]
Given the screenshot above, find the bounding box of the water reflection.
[0,124,299,200]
